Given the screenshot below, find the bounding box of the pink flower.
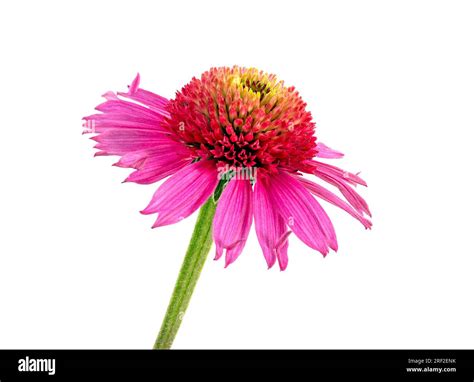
[84,67,371,270]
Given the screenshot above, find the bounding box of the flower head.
[84,66,371,270]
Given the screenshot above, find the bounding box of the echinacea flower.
[84,66,371,271]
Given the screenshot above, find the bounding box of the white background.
[1,0,473,349]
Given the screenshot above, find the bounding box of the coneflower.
[83,66,371,348]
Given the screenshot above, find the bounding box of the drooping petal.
[316,142,344,159]
[141,160,218,227]
[301,159,371,217]
[253,175,291,270]
[123,154,192,184]
[213,179,253,267]
[315,171,371,217]
[298,177,372,229]
[307,160,367,186]
[267,170,338,255]
[115,142,193,184]
[275,233,291,270]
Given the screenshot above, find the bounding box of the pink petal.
[90,129,172,156]
[268,171,338,256]
[315,172,371,217]
[308,160,367,186]
[128,73,140,94]
[298,177,372,229]
[141,160,218,227]
[213,179,253,267]
[253,175,291,270]
[112,140,192,184]
[118,74,169,115]
[83,114,169,133]
[95,99,165,121]
[316,142,344,159]
[275,233,291,271]
[123,154,192,185]
[82,74,172,140]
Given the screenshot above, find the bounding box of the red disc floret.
[163,66,317,174]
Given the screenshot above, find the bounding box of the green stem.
[153,196,217,349]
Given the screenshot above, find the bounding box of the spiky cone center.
[164,66,318,175]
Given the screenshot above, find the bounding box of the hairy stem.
[153,196,217,349]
